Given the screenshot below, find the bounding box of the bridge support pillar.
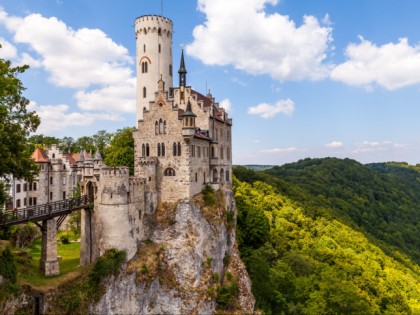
[80,209,94,266]
[40,219,60,276]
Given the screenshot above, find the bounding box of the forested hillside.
[233,158,420,314]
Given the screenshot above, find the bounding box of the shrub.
[213,272,220,283]
[0,247,17,283]
[217,281,239,309]
[9,224,39,248]
[88,248,126,289]
[202,185,216,207]
[60,235,70,244]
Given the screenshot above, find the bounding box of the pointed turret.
[94,149,103,160]
[178,49,187,87]
[181,98,196,140]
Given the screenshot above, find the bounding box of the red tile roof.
[31,148,49,163]
[64,153,79,166]
[191,90,212,108]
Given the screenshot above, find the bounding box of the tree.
[0,47,40,207]
[92,130,112,154]
[103,127,135,175]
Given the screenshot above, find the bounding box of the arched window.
[159,119,163,134]
[157,143,161,156]
[164,168,175,176]
[155,121,159,135]
[163,121,167,134]
[162,143,165,157]
[178,142,181,156]
[146,144,150,156]
[142,144,145,157]
[143,87,147,98]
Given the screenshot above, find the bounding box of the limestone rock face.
[92,190,255,314]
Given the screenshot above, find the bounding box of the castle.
[10,14,233,272]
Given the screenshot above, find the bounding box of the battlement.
[130,177,146,185]
[138,157,158,166]
[135,15,173,36]
[101,167,130,177]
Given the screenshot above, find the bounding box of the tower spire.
[179,49,187,87]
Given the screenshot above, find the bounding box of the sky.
[1,0,420,166]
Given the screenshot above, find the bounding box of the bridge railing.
[0,195,92,227]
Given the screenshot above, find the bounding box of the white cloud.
[261,147,300,154]
[75,78,136,113]
[28,101,122,134]
[325,141,344,148]
[331,37,420,90]
[352,140,409,154]
[0,37,17,59]
[219,98,232,113]
[248,99,294,118]
[186,0,332,81]
[0,8,136,115]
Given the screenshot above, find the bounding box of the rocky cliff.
[92,188,254,314]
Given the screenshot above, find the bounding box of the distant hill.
[233,158,420,314]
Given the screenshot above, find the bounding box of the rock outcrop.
[92,189,254,314]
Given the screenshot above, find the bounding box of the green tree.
[92,130,112,154]
[103,127,135,175]
[0,48,40,207]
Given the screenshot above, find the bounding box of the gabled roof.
[31,148,49,163]
[64,153,79,166]
[191,90,212,108]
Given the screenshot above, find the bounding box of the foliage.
[60,235,70,245]
[233,162,420,314]
[202,184,216,206]
[88,248,126,290]
[9,224,38,248]
[0,247,17,283]
[217,281,239,310]
[103,127,135,175]
[0,49,40,205]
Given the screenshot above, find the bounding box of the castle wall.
[82,167,145,263]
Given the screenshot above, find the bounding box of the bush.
[60,235,70,244]
[202,185,216,207]
[0,247,17,283]
[217,281,239,309]
[88,248,126,289]
[9,224,39,248]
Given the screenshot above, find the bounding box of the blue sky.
[1,0,420,165]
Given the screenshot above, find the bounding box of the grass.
[15,234,82,290]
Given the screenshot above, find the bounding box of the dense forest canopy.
[233,158,420,314]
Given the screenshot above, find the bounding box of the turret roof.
[31,148,49,163]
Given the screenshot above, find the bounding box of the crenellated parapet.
[101,167,130,178]
[134,15,173,37]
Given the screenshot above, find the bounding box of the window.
[24,183,27,192]
[163,121,167,134]
[227,146,231,160]
[50,192,53,201]
[16,199,21,208]
[221,146,224,159]
[158,143,161,156]
[146,144,150,156]
[220,129,223,140]
[164,168,175,176]
[169,64,172,77]
[226,170,230,182]
[24,198,27,206]
[143,87,147,98]
[50,177,53,185]
[178,142,181,156]
[33,197,37,206]
[16,184,21,193]
[204,172,206,184]
[173,142,177,156]
[158,28,162,35]
[33,182,37,191]
[142,144,145,157]
[162,143,165,157]
[29,198,32,206]
[198,146,201,158]
[142,62,148,73]
[195,173,198,182]
[155,121,159,135]
[191,145,195,157]
[211,146,215,158]
[63,164,66,170]
[52,153,55,158]
[159,119,163,134]
[63,191,66,200]
[144,44,146,52]
[159,44,161,53]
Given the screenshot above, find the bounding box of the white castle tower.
[134,15,174,125]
